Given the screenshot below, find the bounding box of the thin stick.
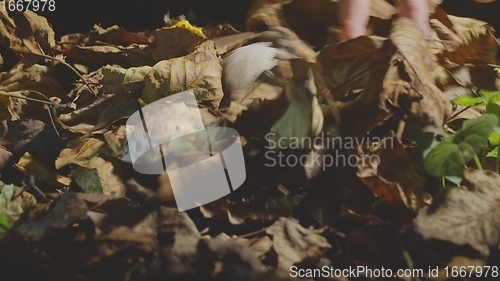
[0,90,58,106]
[13,50,96,96]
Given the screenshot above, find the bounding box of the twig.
[0,90,57,106]
[0,90,71,138]
[239,228,266,239]
[13,50,97,96]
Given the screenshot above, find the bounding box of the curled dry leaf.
[141,40,223,109]
[102,65,152,94]
[415,169,500,256]
[89,25,151,46]
[0,10,55,65]
[357,137,427,210]
[439,15,498,66]
[0,63,65,98]
[266,217,331,270]
[58,92,138,135]
[147,19,206,61]
[63,44,154,69]
[318,36,388,96]
[55,137,126,197]
[382,17,452,134]
[0,63,64,123]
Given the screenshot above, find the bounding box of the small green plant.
[452,89,500,172]
[424,114,498,178]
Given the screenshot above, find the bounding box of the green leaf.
[486,102,500,120]
[424,114,498,177]
[480,89,500,103]
[444,175,462,186]
[452,96,486,107]
[487,146,499,158]
[489,132,500,146]
[0,211,12,232]
[424,141,465,177]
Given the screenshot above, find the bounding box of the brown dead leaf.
[101,65,152,94]
[0,63,64,98]
[0,62,64,123]
[55,138,126,197]
[246,2,289,31]
[440,15,498,66]
[0,10,55,65]
[382,17,452,134]
[63,44,154,69]
[318,35,388,96]
[13,192,90,242]
[93,225,157,259]
[15,152,71,187]
[89,25,151,46]
[438,64,500,101]
[58,93,137,135]
[415,169,500,256]
[0,119,63,171]
[266,217,331,270]
[357,137,427,210]
[147,21,206,61]
[141,40,223,109]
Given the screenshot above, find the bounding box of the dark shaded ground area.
[37,0,500,38]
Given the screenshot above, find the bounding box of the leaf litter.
[0,1,499,280]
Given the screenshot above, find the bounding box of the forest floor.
[0,1,500,280]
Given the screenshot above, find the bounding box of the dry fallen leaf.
[357,137,427,210]
[147,19,206,61]
[415,169,500,256]
[382,17,452,134]
[55,137,126,197]
[266,217,331,270]
[14,192,90,243]
[0,10,55,65]
[318,35,388,96]
[0,119,63,171]
[440,15,499,66]
[101,65,152,94]
[141,40,223,109]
